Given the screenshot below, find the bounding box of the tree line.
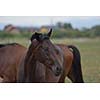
[0,22,100,39]
[53,22,100,38]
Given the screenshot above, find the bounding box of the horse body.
[0,43,26,82]
[57,44,84,83]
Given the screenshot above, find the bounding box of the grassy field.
[0,37,100,83]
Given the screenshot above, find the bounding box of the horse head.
[28,29,63,77]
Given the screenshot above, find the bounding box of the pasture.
[0,37,100,83]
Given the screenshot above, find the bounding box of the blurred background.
[0,16,100,82]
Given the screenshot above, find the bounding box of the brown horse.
[17,29,64,82]
[18,29,84,83]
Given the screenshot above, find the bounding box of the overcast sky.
[0,16,100,30]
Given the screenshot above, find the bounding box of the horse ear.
[48,29,52,37]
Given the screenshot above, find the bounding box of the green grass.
[0,37,100,83]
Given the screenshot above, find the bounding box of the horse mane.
[24,42,38,82]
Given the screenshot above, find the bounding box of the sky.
[0,16,100,30]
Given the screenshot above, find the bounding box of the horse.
[17,29,64,82]
[18,29,84,83]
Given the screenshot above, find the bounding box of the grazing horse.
[18,29,84,83]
